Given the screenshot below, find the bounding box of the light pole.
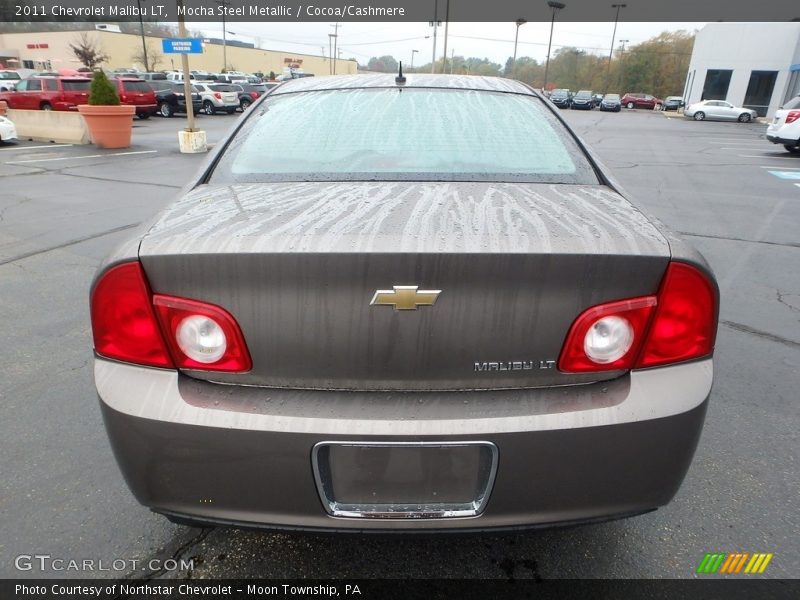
[606,3,626,91]
[136,0,149,71]
[214,0,230,72]
[442,0,450,75]
[328,34,335,74]
[410,49,418,69]
[544,1,565,91]
[512,18,526,79]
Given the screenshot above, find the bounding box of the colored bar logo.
[697,552,773,574]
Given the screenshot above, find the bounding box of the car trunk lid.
[139,182,670,391]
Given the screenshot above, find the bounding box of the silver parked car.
[684,99,758,122]
[91,75,718,531]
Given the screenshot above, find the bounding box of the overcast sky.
[197,22,706,66]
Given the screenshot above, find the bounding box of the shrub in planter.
[77,71,135,149]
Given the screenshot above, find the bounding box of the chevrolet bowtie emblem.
[370,286,442,311]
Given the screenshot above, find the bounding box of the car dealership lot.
[0,109,797,579]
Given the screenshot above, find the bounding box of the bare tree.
[69,33,109,70]
[132,43,162,72]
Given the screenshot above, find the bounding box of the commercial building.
[683,23,800,118]
[0,26,357,77]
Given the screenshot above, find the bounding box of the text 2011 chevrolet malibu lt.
[91,75,718,530]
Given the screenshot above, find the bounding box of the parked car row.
[549,90,673,112]
[0,74,280,118]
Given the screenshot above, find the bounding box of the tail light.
[250,92,258,99]
[786,110,800,124]
[91,261,251,372]
[120,94,127,102]
[558,262,717,372]
[213,92,222,99]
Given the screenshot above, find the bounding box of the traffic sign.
[162,38,203,54]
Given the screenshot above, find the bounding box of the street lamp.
[214,0,231,72]
[512,18,526,79]
[606,3,627,91]
[543,1,565,91]
[410,49,418,69]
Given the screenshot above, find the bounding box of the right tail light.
[558,262,717,372]
[785,110,800,124]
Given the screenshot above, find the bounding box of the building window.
[743,71,778,117]
[701,69,733,101]
[23,60,35,69]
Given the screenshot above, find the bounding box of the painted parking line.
[0,144,74,151]
[738,154,800,160]
[6,150,157,164]
[768,171,800,180]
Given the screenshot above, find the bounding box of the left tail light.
[213,92,222,99]
[250,92,259,99]
[785,110,800,124]
[91,261,251,372]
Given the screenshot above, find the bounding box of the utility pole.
[430,0,439,73]
[136,0,149,71]
[450,48,455,73]
[606,3,626,92]
[330,23,341,75]
[442,0,450,75]
[544,2,565,91]
[410,49,418,69]
[328,34,334,74]
[176,0,194,132]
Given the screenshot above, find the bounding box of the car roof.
[271,74,537,96]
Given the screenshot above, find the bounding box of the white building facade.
[683,23,800,118]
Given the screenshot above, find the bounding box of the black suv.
[550,89,572,108]
[152,82,203,117]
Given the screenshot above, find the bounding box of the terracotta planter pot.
[77,104,135,149]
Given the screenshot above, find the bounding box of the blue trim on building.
[791,64,800,72]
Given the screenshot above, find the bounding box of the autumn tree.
[69,33,109,70]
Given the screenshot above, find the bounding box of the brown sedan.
[91,74,718,531]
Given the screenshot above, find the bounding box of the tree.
[367,55,398,73]
[131,42,162,72]
[69,33,109,70]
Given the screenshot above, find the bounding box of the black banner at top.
[2,0,799,23]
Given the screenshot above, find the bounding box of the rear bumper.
[96,358,712,531]
[766,132,797,145]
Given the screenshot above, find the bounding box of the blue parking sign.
[162,38,204,54]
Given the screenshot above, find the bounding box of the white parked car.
[166,72,195,83]
[766,95,800,154]
[193,83,240,115]
[0,70,22,92]
[684,100,758,123]
[0,114,18,143]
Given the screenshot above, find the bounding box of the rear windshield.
[210,88,597,184]
[122,81,152,92]
[210,84,239,92]
[243,84,268,92]
[0,72,21,80]
[62,80,90,91]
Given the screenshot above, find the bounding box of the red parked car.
[114,78,157,119]
[621,93,664,110]
[0,76,90,111]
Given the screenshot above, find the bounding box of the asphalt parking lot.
[0,107,797,580]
